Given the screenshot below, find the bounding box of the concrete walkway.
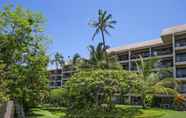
[4,101,14,118]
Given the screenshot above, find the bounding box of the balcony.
[118,54,128,61]
[175,40,186,47]
[159,71,173,79]
[130,62,138,71]
[152,49,172,56]
[154,62,172,69]
[131,52,150,59]
[176,68,186,78]
[177,83,186,93]
[63,72,73,79]
[49,80,62,88]
[152,45,172,56]
[176,53,186,62]
[158,60,173,68]
[121,63,129,70]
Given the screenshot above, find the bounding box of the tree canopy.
[63,69,138,113]
[0,4,49,111]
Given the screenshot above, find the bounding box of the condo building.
[108,24,186,95]
[48,65,75,88]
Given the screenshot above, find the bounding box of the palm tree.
[51,52,65,70]
[71,53,86,70]
[72,53,81,65]
[89,9,116,51]
[135,56,178,108]
[88,42,108,64]
[87,42,122,69]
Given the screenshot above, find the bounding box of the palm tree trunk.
[101,30,109,67]
[101,30,106,50]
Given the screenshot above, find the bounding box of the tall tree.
[89,9,116,51]
[0,4,49,112]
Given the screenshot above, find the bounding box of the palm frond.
[105,14,112,22]
[98,9,102,16]
[156,77,177,89]
[104,29,111,36]
[147,85,178,96]
[106,24,115,29]
[91,28,99,40]
[88,20,99,27]
[72,53,81,65]
[108,20,117,24]
[146,73,160,85]
[102,10,107,20]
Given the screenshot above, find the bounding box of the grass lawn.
[27,105,186,118]
[27,107,66,118]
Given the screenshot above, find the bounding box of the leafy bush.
[49,88,65,107]
[144,95,153,107]
[63,69,138,113]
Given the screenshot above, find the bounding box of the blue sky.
[0,0,186,59]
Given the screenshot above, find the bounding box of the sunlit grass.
[27,105,186,118]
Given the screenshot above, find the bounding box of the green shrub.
[49,88,66,107]
[63,69,138,114]
[145,95,153,107]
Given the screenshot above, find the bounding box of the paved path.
[4,101,14,118]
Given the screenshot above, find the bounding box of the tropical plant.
[88,42,108,67]
[48,88,65,107]
[89,9,116,50]
[135,56,178,108]
[79,43,122,70]
[51,52,65,70]
[63,69,136,114]
[72,53,81,65]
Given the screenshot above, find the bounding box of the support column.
[149,47,152,57]
[172,33,176,78]
[61,71,63,87]
[61,78,63,87]
[128,50,131,71]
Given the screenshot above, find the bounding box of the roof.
[161,24,186,36]
[108,24,186,53]
[107,38,163,53]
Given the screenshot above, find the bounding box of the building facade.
[48,65,75,88]
[108,24,186,95]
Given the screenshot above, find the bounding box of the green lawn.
[160,110,186,118]
[27,105,186,118]
[27,107,66,118]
